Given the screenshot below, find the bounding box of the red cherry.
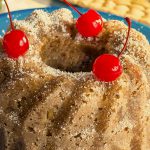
[76,9,103,37]
[2,0,29,59]
[63,0,103,37]
[92,17,131,82]
[93,54,123,82]
[3,30,29,58]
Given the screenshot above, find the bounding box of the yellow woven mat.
[67,0,150,25]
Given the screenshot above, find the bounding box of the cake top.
[0,8,150,83]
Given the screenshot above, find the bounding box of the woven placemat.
[66,0,150,25]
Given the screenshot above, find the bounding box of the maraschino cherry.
[93,17,131,82]
[63,0,103,37]
[3,0,29,59]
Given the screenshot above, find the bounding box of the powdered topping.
[0,9,149,81]
[0,8,149,150]
[14,8,73,40]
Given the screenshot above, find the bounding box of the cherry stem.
[62,0,83,16]
[118,17,131,58]
[4,0,14,30]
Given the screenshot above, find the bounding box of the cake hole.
[124,127,129,132]
[21,97,26,101]
[34,142,38,146]
[27,127,35,133]
[40,36,105,73]
[146,117,149,122]
[74,133,82,139]
[132,91,137,95]
[46,131,52,137]
[115,94,120,99]
[94,118,98,122]
[89,88,94,92]
[85,93,90,97]
[75,143,80,146]
[17,102,22,109]
[37,95,42,100]
[98,108,103,111]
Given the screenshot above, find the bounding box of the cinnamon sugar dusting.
[0,8,149,150]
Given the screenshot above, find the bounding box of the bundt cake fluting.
[0,1,150,150]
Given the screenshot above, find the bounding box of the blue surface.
[0,6,150,42]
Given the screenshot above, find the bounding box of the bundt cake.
[0,8,150,150]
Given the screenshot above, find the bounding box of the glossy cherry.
[63,0,103,37]
[93,17,131,82]
[2,0,29,59]
[93,54,123,82]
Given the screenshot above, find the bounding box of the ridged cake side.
[0,8,150,150]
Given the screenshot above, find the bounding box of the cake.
[0,8,150,150]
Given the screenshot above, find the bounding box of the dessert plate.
[0,6,150,42]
